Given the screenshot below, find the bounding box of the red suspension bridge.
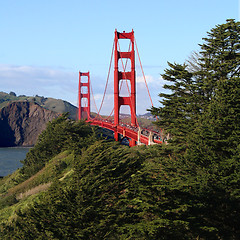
[78,30,163,147]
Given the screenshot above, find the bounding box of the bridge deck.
[88,119,162,146]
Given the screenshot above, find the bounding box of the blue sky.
[0,0,239,114]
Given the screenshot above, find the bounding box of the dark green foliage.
[150,19,240,238]
[151,19,240,154]
[9,92,16,97]
[20,113,95,178]
[0,143,188,239]
[151,19,240,167]
[2,142,240,239]
[151,62,202,152]
[0,195,18,209]
[185,20,240,194]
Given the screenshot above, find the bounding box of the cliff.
[0,91,77,120]
[0,101,59,147]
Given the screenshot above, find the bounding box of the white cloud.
[0,64,166,115]
[0,64,77,101]
[136,75,154,83]
[93,93,103,101]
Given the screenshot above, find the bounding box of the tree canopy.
[151,19,240,158]
[150,18,240,238]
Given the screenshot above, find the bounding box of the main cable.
[134,38,154,107]
[90,40,115,121]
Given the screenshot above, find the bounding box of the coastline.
[0,146,33,149]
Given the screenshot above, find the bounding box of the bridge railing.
[87,117,165,145]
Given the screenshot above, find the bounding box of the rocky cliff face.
[0,101,59,147]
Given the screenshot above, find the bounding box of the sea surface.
[0,147,30,177]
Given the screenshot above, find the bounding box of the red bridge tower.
[78,71,90,120]
[114,30,137,146]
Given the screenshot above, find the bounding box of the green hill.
[0,114,239,239]
[0,91,77,120]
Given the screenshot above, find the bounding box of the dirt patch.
[16,182,51,200]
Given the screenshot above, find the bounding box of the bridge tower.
[78,71,90,120]
[114,30,137,146]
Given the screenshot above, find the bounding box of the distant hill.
[0,91,77,120]
[138,112,155,120]
[115,113,157,130]
[0,92,157,144]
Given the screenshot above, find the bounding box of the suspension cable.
[91,39,131,122]
[90,40,115,121]
[97,40,115,115]
[89,35,152,126]
[134,38,154,107]
[90,82,108,121]
[90,81,101,118]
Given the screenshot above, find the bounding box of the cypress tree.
[187,19,240,165]
[151,19,240,157]
[150,62,202,152]
[151,19,240,238]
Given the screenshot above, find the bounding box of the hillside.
[0,101,59,147]
[0,115,239,239]
[0,92,159,147]
[0,91,77,120]
[0,92,154,125]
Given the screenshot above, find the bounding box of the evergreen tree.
[151,19,240,157]
[150,62,202,152]
[21,113,94,178]
[151,19,240,238]
[186,19,240,166]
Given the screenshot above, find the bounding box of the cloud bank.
[0,64,165,115]
[0,64,77,103]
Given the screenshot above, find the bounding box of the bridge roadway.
[87,119,162,145]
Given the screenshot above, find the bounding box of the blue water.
[0,147,30,177]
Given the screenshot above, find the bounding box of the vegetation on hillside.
[0,19,240,239]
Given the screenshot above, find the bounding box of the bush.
[20,113,95,178]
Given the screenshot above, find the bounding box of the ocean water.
[0,147,30,177]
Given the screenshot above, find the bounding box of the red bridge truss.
[78,29,163,146]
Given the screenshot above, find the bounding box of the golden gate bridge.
[78,30,163,147]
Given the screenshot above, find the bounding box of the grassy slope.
[0,140,239,239]
[0,150,74,224]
